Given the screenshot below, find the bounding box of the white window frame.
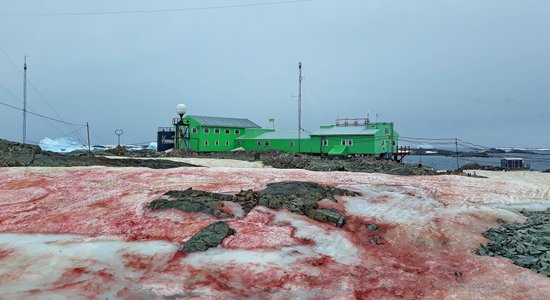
[225,129,230,134]
[192,128,198,134]
[235,129,241,135]
[215,140,220,146]
[322,139,329,147]
[204,140,209,146]
[204,128,210,134]
[225,140,230,146]
[264,141,270,146]
[348,140,353,146]
[257,141,261,146]
[214,128,221,134]
[341,140,346,146]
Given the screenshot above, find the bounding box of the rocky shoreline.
[478,209,550,277]
[0,139,197,169]
[1,138,439,175]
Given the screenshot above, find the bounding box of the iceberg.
[38,137,87,153]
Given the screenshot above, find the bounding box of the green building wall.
[175,116,399,156]
[176,116,248,152]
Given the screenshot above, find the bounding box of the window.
[235,129,241,135]
[225,129,230,134]
[290,141,294,147]
[385,128,389,135]
[214,128,220,134]
[204,140,209,146]
[204,128,210,134]
[215,140,220,146]
[264,141,270,146]
[341,139,353,146]
[225,140,230,146]
[322,139,329,147]
[237,141,241,145]
[192,128,198,134]
[257,141,261,146]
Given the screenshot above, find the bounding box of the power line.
[0,99,85,126]
[0,47,89,144]
[0,0,313,16]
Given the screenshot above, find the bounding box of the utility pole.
[23,56,27,144]
[86,122,91,154]
[298,62,303,153]
[455,138,459,170]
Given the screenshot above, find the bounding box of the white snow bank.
[39,137,87,153]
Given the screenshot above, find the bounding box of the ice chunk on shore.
[39,137,87,153]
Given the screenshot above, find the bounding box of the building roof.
[310,126,379,136]
[237,131,310,140]
[189,115,261,128]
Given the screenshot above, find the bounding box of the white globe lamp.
[176,104,187,116]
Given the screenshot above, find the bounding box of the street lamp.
[175,104,190,150]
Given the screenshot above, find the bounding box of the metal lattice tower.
[23,56,27,144]
[298,62,303,152]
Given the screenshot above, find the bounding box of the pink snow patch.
[0,166,549,299]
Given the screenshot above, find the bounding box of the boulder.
[258,181,357,215]
[147,188,234,218]
[305,208,347,227]
[180,221,235,253]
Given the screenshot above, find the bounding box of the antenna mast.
[23,56,27,144]
[298,62,303,152]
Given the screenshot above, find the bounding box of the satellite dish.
[176,104,187,116]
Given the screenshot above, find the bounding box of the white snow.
[39,137,87,153]
[0,234,177,298]
[273,210,360,265]
[183,246,316,271]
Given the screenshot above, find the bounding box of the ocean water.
[405,151,550,171]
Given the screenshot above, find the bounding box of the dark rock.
[258,181,358,215]
[149,182,357,227]
[367,224,378,231]
[234,189,259,213]
[0,138,198,169]
[180,221,235,253]
[369,236,382,245]
[147,188,234,218]
[477,208,550,277]
[106,145,128,156]
[305,209,347,227]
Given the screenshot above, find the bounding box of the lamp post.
[175,104,190,150]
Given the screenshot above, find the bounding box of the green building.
[175,115,261,151]
[175,115,399,157]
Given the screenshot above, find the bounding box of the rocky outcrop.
[477,209,550,277]
[0,138,197,169]
[258,181,358,215]
[149,182,358,228]
[147,188,234,218]
[180,221,235,253]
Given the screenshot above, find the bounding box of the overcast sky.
[0,0,549,148]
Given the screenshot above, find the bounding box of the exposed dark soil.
[104,148,439,176]
[477,209,550,277]
[0,139,197,169]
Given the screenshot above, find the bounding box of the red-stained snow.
[0,166,549,299]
